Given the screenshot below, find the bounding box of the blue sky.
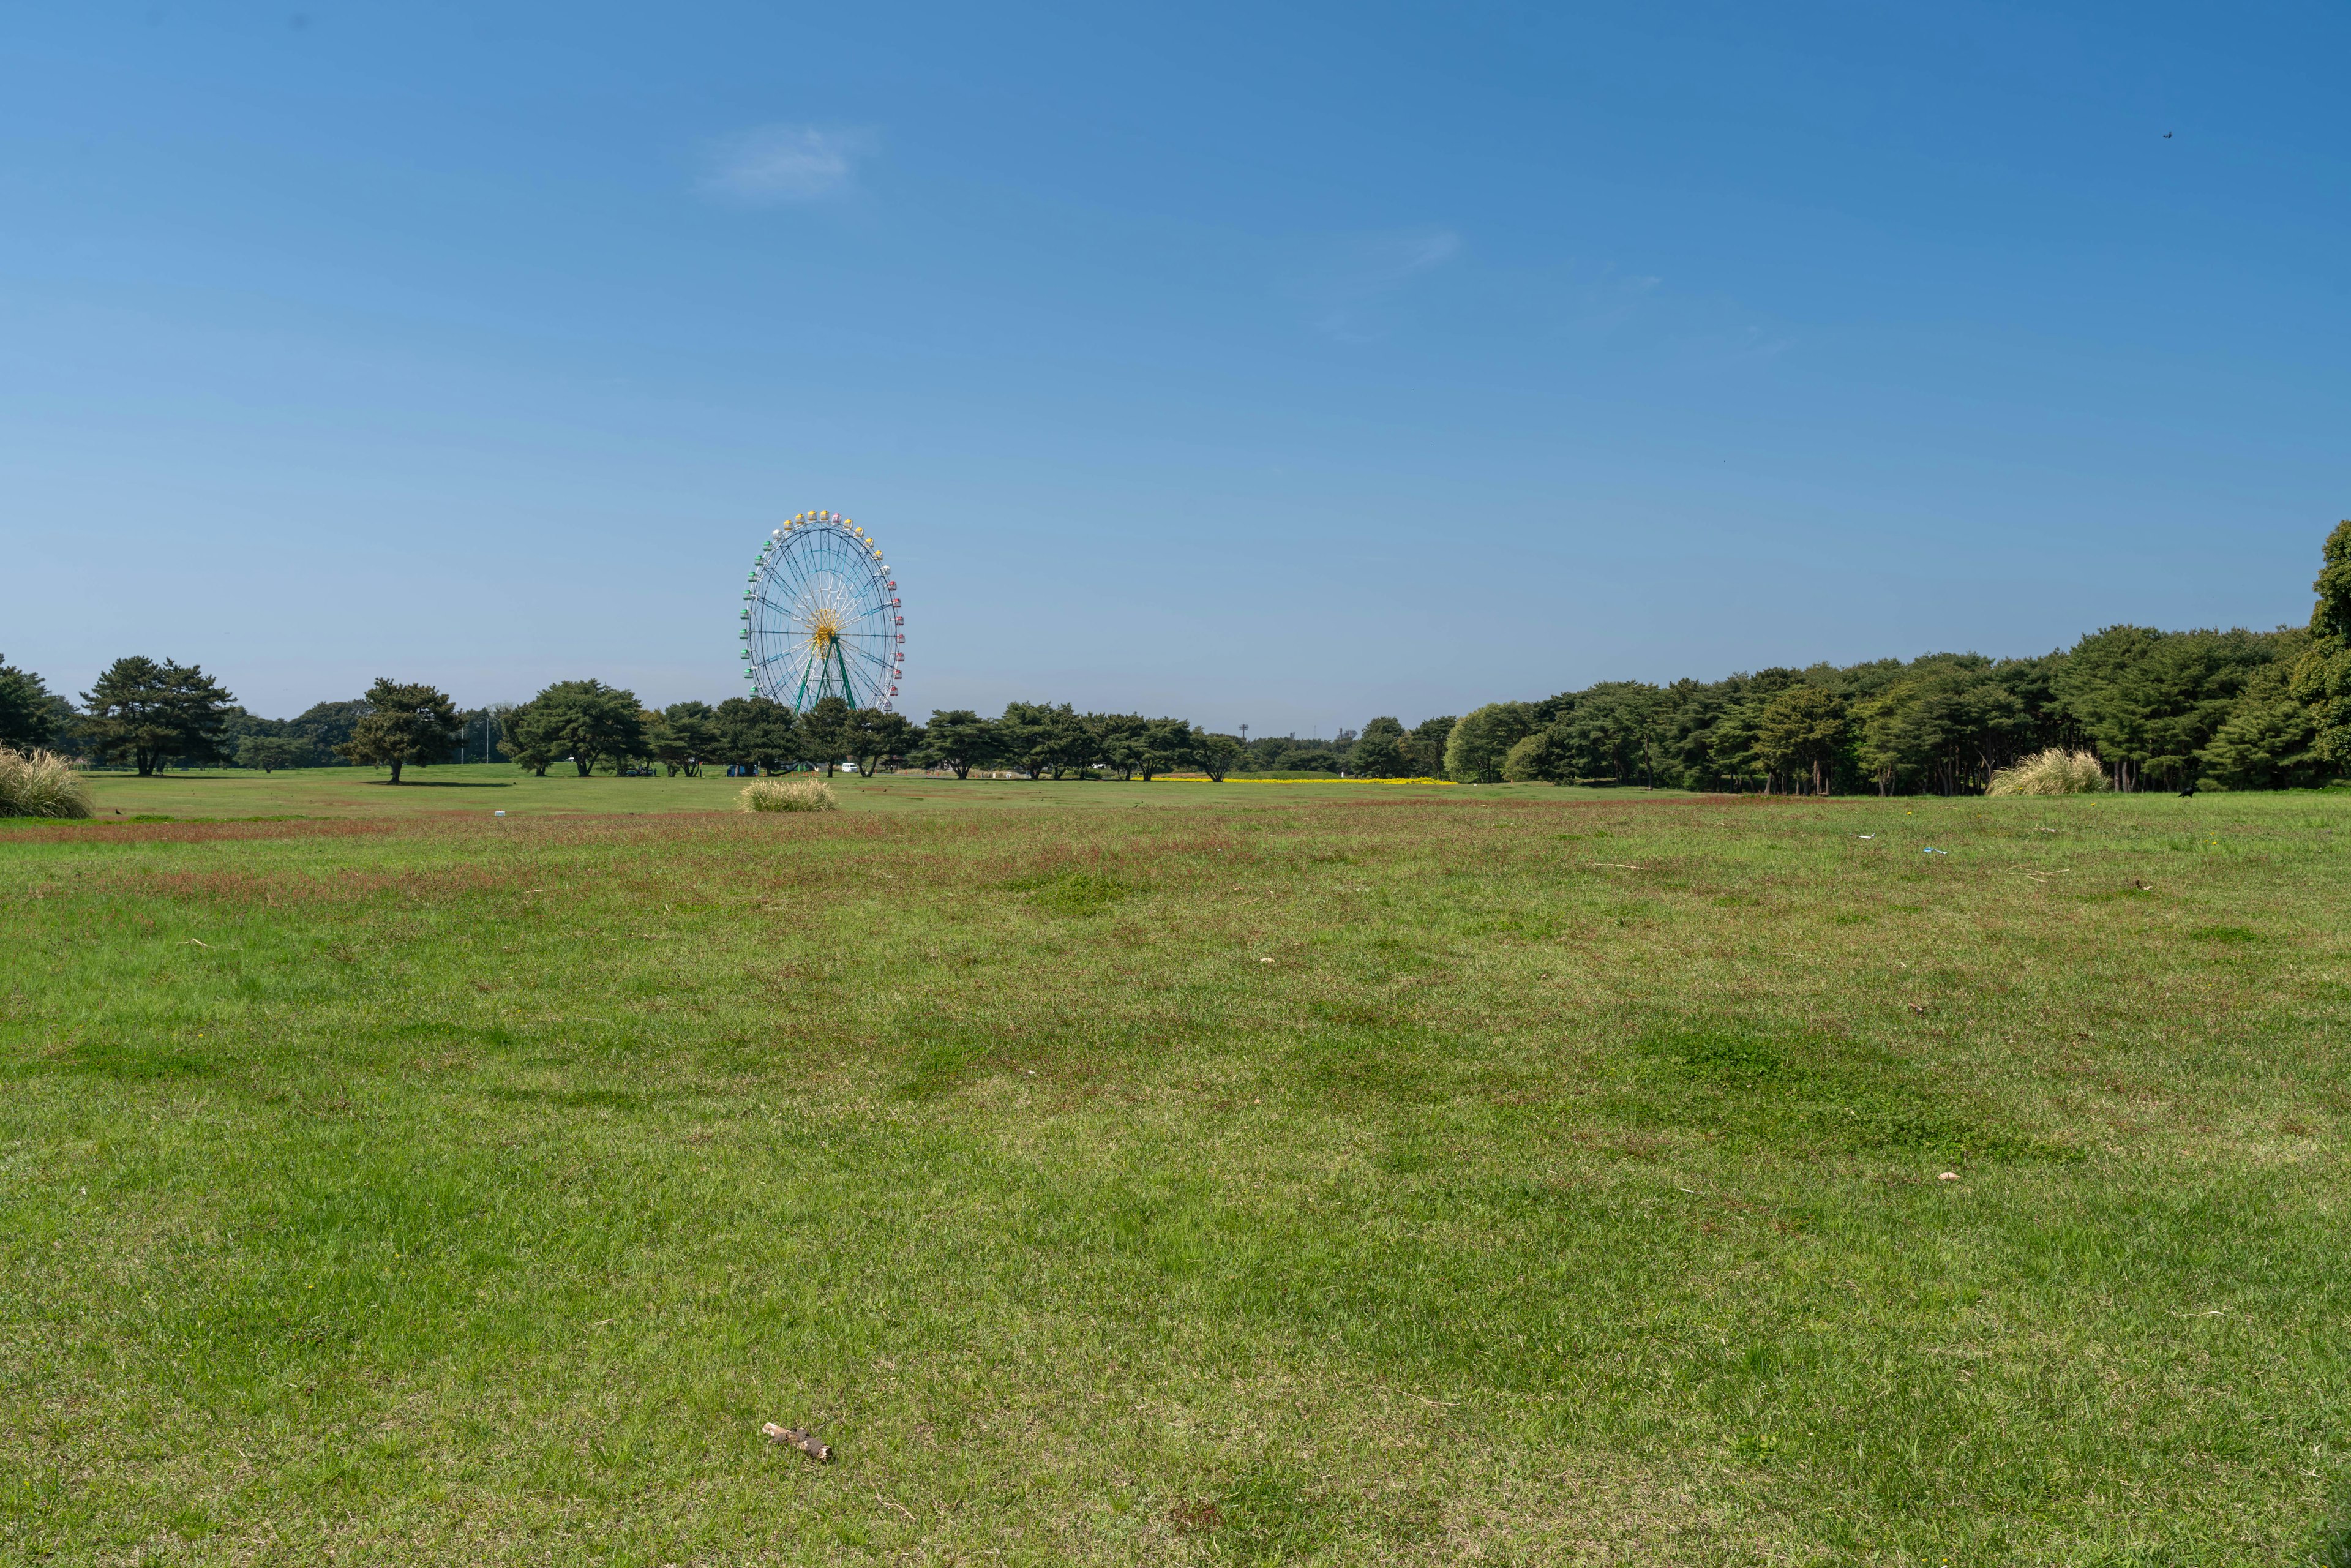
[6,2,2347,733]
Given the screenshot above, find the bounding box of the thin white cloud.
[699,125,876,206]
[1561,270,1662,334]
[1312,228,1462,341]
[1540,263,1794,365]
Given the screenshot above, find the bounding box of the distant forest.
[6,520,2348,795]
[1444,519,2351,795]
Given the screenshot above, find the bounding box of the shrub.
[738,777,838,813]
[1987,748,2111,796]
[0,748,94,818]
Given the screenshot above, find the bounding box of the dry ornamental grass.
[738,776,840,812]
[0,746,93,818]
[1987,748,2112,795]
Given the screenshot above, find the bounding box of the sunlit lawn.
[3,771,2347,1563]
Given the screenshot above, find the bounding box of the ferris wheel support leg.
[833,642,859,708]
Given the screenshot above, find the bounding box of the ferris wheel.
[740,509,903,711]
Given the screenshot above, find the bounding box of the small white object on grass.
[1259,958,1275,964]
[1939,1172,1960,1181]
[494,810,506,817]
[1856,834,1875,840]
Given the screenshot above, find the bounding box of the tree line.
[1440,520,2351,794]
[499,686,1249,781]
[0,664,1261,782]
[8,520,2349,794]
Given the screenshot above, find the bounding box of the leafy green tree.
[916,710,998,779]
[627,709,665,773]
[1681,669,1802,792]
[506,680,647,777]
[1990,652,2071,754]
[217,707,285,757]
[79,656,236,775]
[1401,716,1456,779]
[1241,735,1297,772]
[1753,685,1847,795]
[501,705,561,776]
[1551,683,1665,786]
[235,734,313,773]
[648,700,718,776]
[2292,520,2351,773]
[1136,718,1196,781]
[1350,716,1408,778]
[1854,683,1922,795]
[1084,713,1147,779]
[2055,626,2279,790]
[1281,747,1343,773]
[1051,707,1101,778]
[998,701,1087,779]
[1500,727,1573,783]
[848,708,917,776]
[2311,519,2351,640]
[1443,702,1537,783]
[36,692,78,753]
[289,700,371,767]
[1652,680,1729,790]
[0,656,66,752]
[2201,656,2325,789]
[1193,732,1243,782]
[709,696,797,773]
[1853,664,2031,796]
[798,696,853,775]
[338,678,463,784]
[2292,641,2351,776]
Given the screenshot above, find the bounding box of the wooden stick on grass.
[763,1423,833,1462]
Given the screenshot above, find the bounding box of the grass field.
[4,768,2347,1564]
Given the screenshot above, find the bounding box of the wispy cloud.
[1556,269,1662,335]
[699,125,876,206]
[1542,263,1793,366]
[1310,227,1461,342]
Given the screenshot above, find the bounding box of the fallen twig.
[763,1423,833,1462]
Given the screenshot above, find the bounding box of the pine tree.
[79,656,235,775]
[339,679,463,784]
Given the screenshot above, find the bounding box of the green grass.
[23,763,1474,825]
[4,771,2349,1563]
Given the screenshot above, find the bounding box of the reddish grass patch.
[1169,1500,1224,1532]
[2,819,405,846]
[99,866,525,906]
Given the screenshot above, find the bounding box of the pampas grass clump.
[738,777,838,813]
[1987,748,2111,797]
[0,748,94,818]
